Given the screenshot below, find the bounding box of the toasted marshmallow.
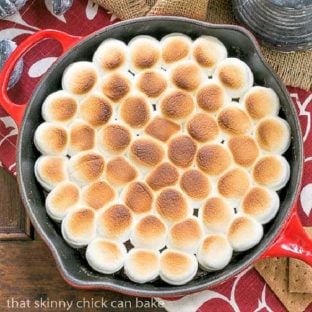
[199,197,234,233]
[253,155,290,191]
[167,217,203,254]
[241,186,280,224]
[130,215,167,250]
[196,81,230,113]
[255,117,291,154]
[242,86,280,120]
[123,181,153,215]
[161,33,192,66]
[214,58,253,98]
[45,181,80,222]
[62,61,98,95]
[120,93,151,128]
[79,93,112,127]
[129,35,161,72]
[197,234,233,271]
[136,70,168,98]
[160,249,198,285]
[34,122,68,156]
[227,215,263,251]
[168,135,197,168]
[106,156,137,185]
[196,144,232,176]
[156,188,191,224]
[98,124,132,154]
[61,207,96,248]
[97,204,133,242]
[145,117,180,142]
[146,162,179,191]
[218,105,252,135]
[130,138,165,167]
[192,36,227,72]
[101,72,131,102]
[81,180,116,210]
[68,151,105,185]
[160,89,195,120]
[180,169,211,200]
[68,120,96,155]
[228,135,259,167]
[34,156,68,191]
[41,90,78,124]
[86,238,127,274]
[170,61,204,91]
[187,113,219,143]
[218,167,250,199]
[124,248,160,283]
[92,39,128,72]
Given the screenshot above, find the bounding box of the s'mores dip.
[34,34,291,285]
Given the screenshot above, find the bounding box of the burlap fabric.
[93,0,312,90]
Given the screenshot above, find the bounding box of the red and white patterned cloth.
[0,1,311,311]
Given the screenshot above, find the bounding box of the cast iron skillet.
[0,17,311,297]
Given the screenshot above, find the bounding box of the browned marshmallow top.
[218,168,250,199]
[218,106,251,135]
[228,135,259,167]
[130,138,165,167]
[156,188,189,223]
[101,72,131,101]
[146,162,179,191]
[160,89,195,120]
[136,70,167,98]
[82,181,115,210]
[80,94,112,127]
[124,181,153,214]
[69,121,95,153]
[99,124,131,152]
[196,144,232,176]
[180,169,211,200]
[196,82,226,113]
[106,156,137,185]
[120,94,150,128]
[168,135,197,168]
[145,117,180,142]
[187,113,219,143]
[171,61,202,91]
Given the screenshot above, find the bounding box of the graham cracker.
[255,257,312,312]
[289,227,312,294]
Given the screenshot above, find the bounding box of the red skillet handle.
[261,201,312,265]
[0,29,82,128]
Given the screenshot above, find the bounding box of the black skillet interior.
[17,17,302,297]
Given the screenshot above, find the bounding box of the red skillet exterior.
[0,17,310,297]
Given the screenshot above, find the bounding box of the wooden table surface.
[0,168,165,312]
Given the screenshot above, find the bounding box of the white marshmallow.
[197,234,233,271]
[41,90,78,124]
[160,249,198,285]
[45,181,80,222]
[124,248,160,283]
[240,186,280,224]
[86,238,127,274]
[227,215,263,252]
[92,39,128,73]
[34,122,68,156]
[61,207,96,248]
[192,36,228,74]
[214,58,254,98]
[34,155,68,191]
